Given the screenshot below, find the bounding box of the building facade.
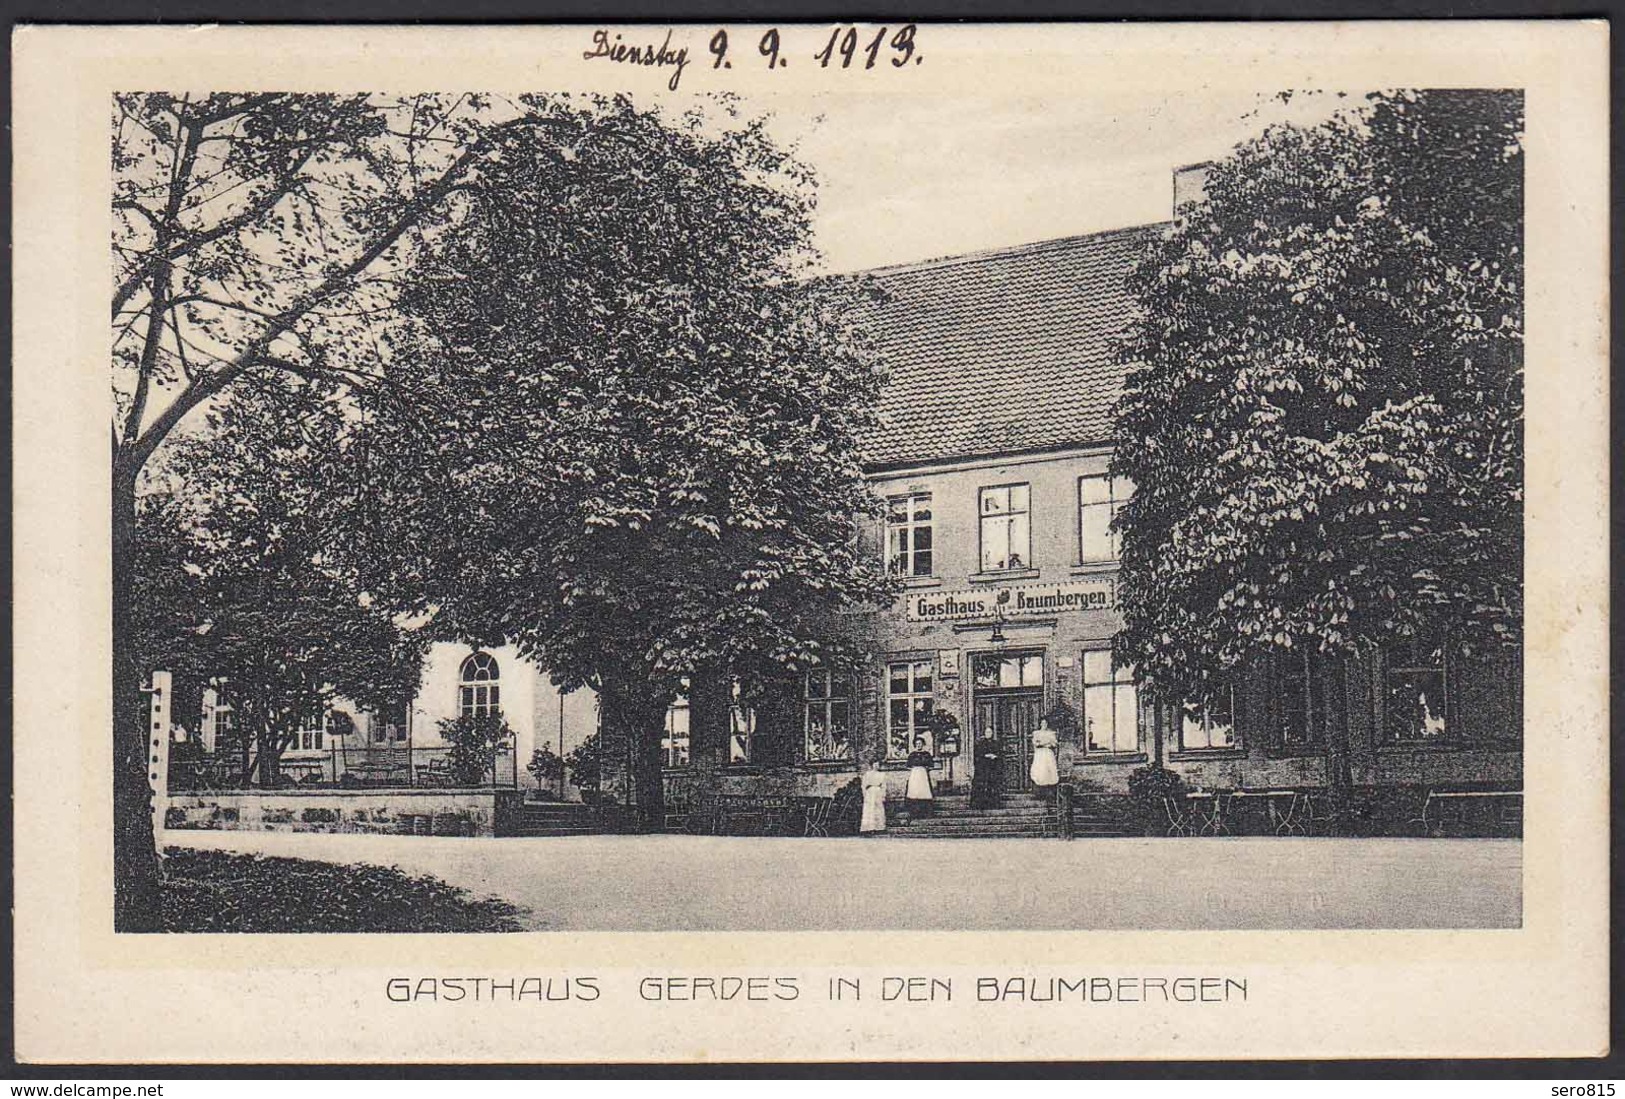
[212,197,1519,815]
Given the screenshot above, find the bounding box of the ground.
[165,830,1521,931]
[161,847,526,931]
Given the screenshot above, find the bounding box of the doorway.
[970,650,1045,794]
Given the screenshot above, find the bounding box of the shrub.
[1126,765,1188,835]
[1044,700,1080,740]
[437,712,515,785]
[565,734,603,793]
[526,747,565,789]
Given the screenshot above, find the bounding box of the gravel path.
[165,829,1521,931]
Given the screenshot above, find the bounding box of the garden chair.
[1162,795,1194,837]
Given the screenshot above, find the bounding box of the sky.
[762,87,1354,274]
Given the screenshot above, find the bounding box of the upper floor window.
[1079,474,1132,562]
[979,483,1030,572]
[663,682,690,768]
[886,661,936,758]
[1385,640,1448,743]
[1180,687,1237,751]
[804,670,854,762]
[886,493,934,577]
[458,651,501,718]
[1082,649,1139,755]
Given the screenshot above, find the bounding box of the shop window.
[1385,640,1449,743]
[886,493,934,577]
[1180,688,1237,751]
[979,484,1030,571]
[1083,649,1139,754]
[458,651,501,718]
[663,682,690,768]
[971,652,1043,689]
[887,661,936,758]
[1079,474,1132,562]
[804,670,854,762]
[1279,652,1332,748]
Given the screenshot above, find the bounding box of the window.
[1083,650,1139,754]
[458,651,501,718]
[885,493,934,577]
[1386,640,1448,743]
[887,661,936,758]
[1180,688,1237,751]
[663,683,690,768]
[804,670,854,762]
[373,701,409,743]
[1279,653,1330,748]
[1079,474,1133,562]
[971,652,1044,689]
[729,681,755,764]
[979,484,1031,571]
[292,709,328,752]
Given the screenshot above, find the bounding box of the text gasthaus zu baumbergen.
[385,974,1248,1004]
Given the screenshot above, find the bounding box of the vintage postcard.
[11,21,1608,1064]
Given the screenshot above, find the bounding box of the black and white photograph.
[13,21,1608,1064]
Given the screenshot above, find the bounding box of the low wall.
[165,788,525,838]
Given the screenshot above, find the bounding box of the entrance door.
[975,692,1043,794]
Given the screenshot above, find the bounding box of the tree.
[1112,90,1523,806]
[374,96,895,828]
[133,379,425,788]
[110,92,639,927]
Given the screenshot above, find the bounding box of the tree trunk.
[600,677,670,832]
[1321,654,1355,835]
[111,465,162,932]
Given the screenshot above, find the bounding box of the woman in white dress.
[904,737,936,817]
[859,763,889,834]
[1029,719,1060,800]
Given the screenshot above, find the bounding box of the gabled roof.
[858,223,1165,471]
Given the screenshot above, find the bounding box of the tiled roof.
[858,223,1165,470]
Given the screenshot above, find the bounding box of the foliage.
[1112,90,1524,696]
[160,849,525,932]
[437,712,515,785]
[1125,765,1189,834]
[526,747,566,789]
[564,734,604,793]
[366,95,897,824]
[919,707,961,745]
[132,382,425,786]
[109,93,582,926]
[1043,700,1080,740]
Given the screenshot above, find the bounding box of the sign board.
[906,578,1116,623]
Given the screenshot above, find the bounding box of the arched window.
[458,652,501,718]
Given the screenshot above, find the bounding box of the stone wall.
[165,788,525,838]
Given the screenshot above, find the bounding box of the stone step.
[506,825,601,838]
[910,807,1053,819]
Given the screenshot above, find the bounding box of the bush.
[565,734,603,793]
[1126,765,1188,835]
[527,747,565,789]
[437,712,515,785]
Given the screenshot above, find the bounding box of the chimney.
[1172,161,1211,214]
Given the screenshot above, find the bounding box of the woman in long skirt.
[859,764,888,835]
[1030,720,1060,801]
[905,737,936,818]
